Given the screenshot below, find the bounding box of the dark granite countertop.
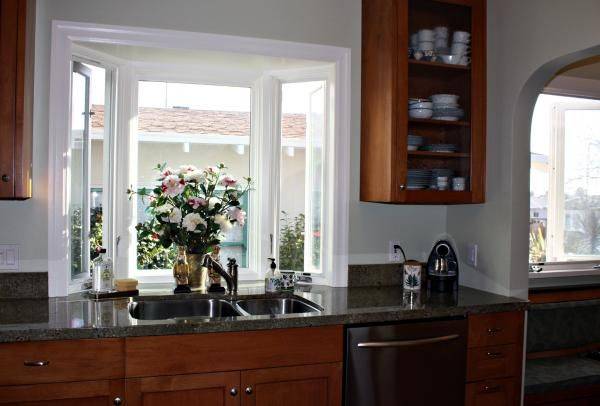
[0,285,527,343]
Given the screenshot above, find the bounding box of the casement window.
[529,93,600,277]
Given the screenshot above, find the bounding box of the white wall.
[447,0,600,299]
[0,0,447,281]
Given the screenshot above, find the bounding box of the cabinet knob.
[487,327,502,335]
[113,397,122,405]
[245,386,253,395]
[1,174,9,183]
[482,385,501,393]
[399,184,406,190]
[230,388,238,396]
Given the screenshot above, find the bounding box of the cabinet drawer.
[0,339,124,385]
[468,311,524,348]
[126,326,343,378]
[465,378,519,406]
[467,344,521,382]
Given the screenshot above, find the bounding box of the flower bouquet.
[129,163,251,288]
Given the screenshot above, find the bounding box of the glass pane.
[563,108,600,259]
[136,81,251,269]
[89,65,106,264]
[279,81,326,273]
[70,71,87,278]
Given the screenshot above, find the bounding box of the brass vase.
[187,252,208,291]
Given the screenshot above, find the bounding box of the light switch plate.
[0,245,19,270]
[467,243,478,268]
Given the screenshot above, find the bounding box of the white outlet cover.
[389,240,404,262]
[0,245,19,270]
[467,243,478,267]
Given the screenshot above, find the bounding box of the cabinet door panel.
[241,363,342,406]
[126,372,240,406]
[0,379,124,405]
[0,0,18,198]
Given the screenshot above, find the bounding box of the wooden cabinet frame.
[361,0,486,204]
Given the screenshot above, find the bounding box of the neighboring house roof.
[90,104,306,139]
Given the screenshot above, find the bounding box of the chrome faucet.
[201,254,237,294]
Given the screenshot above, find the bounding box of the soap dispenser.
[265,257,281,293]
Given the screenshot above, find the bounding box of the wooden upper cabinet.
[361,0,486,204]
[0,0,33,200]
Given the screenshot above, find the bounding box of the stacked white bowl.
[433,26,449,54]
[450,30,471,66]
[408,98,433,119]
[416,29,434,59]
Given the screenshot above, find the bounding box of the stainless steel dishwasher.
[345,318,467,406]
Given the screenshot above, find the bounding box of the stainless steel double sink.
[128,296,323,320]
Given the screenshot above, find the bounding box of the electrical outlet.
[467,243,478,267]
[0,245,19,270]
[389,240,404,262]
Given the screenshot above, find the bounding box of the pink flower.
[161,175,185,197]
[158,167,175,180]
[205,166,218,175]
[228,207,246,226]
[177,165,198,176]
[188,197,207,209]
[219,175,237,187]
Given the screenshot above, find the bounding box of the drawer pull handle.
[230,388,238,396]
[24,360,49,367]
[113,397,122,405]
[482,385,502,393]
[486,351,504,359]
[245,386,253,395]
[487,327,502,335]
[357,334,460,348]
[1,174,9,182]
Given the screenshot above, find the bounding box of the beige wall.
[447,0,600,298]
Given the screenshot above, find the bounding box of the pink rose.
[188,197,207,209]
[158,167,175,180]
[228,207,246,226]
[161,174,185,197]
[219,175,237,187]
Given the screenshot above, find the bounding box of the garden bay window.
[65,47,336,286]
[529,93,600,275]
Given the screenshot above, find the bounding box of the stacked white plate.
[407,169,432,190]
[421,143,458,153]
[431,94,464,121]
[408,134,425,151]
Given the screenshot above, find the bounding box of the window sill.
[529,268,600,279]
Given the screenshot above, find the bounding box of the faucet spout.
[202,254,235,294]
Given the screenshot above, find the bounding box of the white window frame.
[48,21,350,296]
[530,93,600,279]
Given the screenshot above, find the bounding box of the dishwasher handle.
[357,334,460,348]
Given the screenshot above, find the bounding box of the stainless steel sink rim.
[128,295,322,320]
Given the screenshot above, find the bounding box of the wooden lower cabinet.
[0,380,124,405]
[241,363,342,406]
[124,363,342,406]
[126,371,240,406]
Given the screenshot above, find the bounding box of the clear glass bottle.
[101,253,114,291]
[92,248,107,292]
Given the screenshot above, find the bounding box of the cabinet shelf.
[408,151,470,158]
[409,118,471,127]
[408,59,470,71]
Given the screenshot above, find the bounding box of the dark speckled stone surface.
[0,272,48,299]
[525,356,600,395]
[0,284,527,343]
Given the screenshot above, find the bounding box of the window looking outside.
[530,94,600,268]
[135,81,251,270]
[69,61,107,284]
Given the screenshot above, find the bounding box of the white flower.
[214,213,233,233]
[228,207,246,226]
[161,175,185,197]
[184,170,205,183]
[208,197,222,209]
[177,165,198,176]
[162,207,182,224]
[154,203,174,214]
[157,167,175,180]
[182,213,206,232]
[188,197,207,209]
